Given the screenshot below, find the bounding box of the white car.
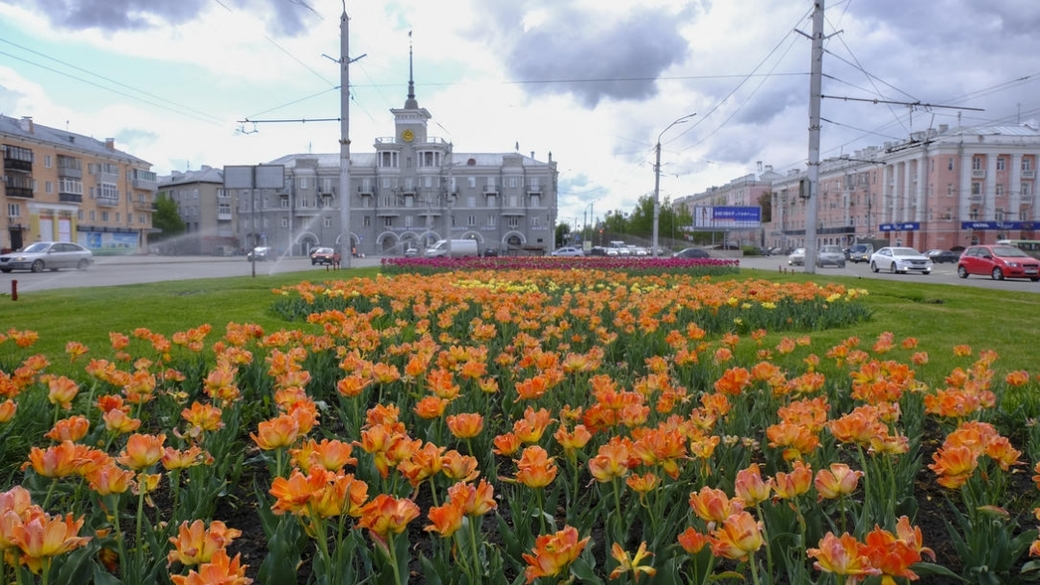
[788,248,806,266]
[0,241,94,273]
[551,246,584,257]
[869,247,933,275]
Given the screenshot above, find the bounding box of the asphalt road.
[1,253,1037,295]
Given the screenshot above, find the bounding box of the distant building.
[157,166,240,255]
[768,124,1040,251]
[674,165,781,246]
[0,115,157,253]
[238,47,559,257]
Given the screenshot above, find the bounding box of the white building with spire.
[237,43,559,257]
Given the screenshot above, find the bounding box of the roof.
[0,114,151,166]
[266,152,554,171]
[158,165,225,187]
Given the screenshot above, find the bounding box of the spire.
[405,30,418,109]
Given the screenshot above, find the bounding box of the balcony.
[57,166,83,180]
[4,185,33,199]
[132,177,157,190]
[969,194,983,203]
[97,196,119,207]
[1023,170,1036,179]
[133,200,155,212]
[218,211,233,221]
[972,169,986,179]
[59,192,83,204]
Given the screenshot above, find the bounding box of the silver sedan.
[0,241,94,273]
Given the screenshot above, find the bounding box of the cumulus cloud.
[3,0,317,36]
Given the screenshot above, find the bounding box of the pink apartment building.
[767,123,1040,251]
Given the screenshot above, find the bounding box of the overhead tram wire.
[0,38,225,125]
[0,49,225,126]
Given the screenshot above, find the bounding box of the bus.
[997,240,1040,260]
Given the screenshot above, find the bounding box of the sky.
[2,0,1040,228]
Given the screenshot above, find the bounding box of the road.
[1,253,1038,295]
[0,254,383,294]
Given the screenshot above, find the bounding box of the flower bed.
[0,269,1038,585]
[380,255,740,276]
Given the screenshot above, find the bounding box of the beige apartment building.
[1,115,157,254]
[768,123,1040,252]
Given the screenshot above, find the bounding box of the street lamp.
[654,113,696,257]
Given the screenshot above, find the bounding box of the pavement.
[91,254,384,268]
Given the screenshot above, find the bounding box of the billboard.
[693,206,762,229]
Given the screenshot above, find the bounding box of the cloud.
[474,3,695,108]
[6,0,317,36]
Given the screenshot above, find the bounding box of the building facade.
[157,166,241,255]
[238,66,558,257]
[674,166,782,246]
[768,124,1040,251]
[1,115,157,254]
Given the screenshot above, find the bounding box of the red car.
[957,244,1040,282]
[309,247,341,266]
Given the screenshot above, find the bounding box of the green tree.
[151,193,185,241]
[555,222,572,247]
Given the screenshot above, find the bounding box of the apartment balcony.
[2,157,32,173]
[3,185,33,199]
[57,166,83,180]
[132,177,157,190]
[97,196,119,207]
[1022,195,1034,203]
[1023,170,1036,179]
[133,200,155,212]
[968,194,983,203]
[971,169,986,179]
[58,192,83,204]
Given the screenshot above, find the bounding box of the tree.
[555,222,572,247]
[151,194,185,241]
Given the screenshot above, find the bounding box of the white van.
[424,239,478,258]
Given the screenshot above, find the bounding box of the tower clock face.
[402,129,414,142]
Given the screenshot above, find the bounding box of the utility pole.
[803,0,825,274]
[654,113,696,257]
[337,4,365,268]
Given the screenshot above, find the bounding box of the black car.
[925,249,960,264]
[482,247,499,258]
[673,247,710,259]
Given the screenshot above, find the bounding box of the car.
[788,248,806,266]
[588,246,608,257]
[551,246,584,257]
[404,246,420,257]
[309,247,341,266]
[246,246,272,261]
[957,244,1040,281]
[847,243,874,263]
[482,247,499,258]
[673,247,710,259]
[629,246,649,257]
[869,247,933,275]
[816,245,846,268]
[0,241,94,273]
[925,249,960,264]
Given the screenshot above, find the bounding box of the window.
[404,215,414,227]
[404,195,414,208]
[1024,158,1033,171]
[507,217,520,228]
[997,157,1006,171]
[90,210,95,221]
[364,216,371,227]
[948,157,954,171]
[45,154,53,167]
[1022,208,1030,221]
[404,178,414,192]
[280,198,290,208]
[487,194,497,207]
[218,203,231,215]
[115,212,120,223]
[101,211,109,222]
[297,177,308,189]
[77,210,83,221]
[468,177,476,189]
[969,208,979,220]
[383,217,393,227]
[324,216,332,227]
[996,208,1005,221]
[100,183,118,200]
[972,157,983,170]
[467,196,476,207]
[7,203,19,217]
[467,215,475,226]
[508,177,518,188]
[127,213,133,224]
[59,178,83,194]
[281,218,288,227]
[530,194,540,207]
[996,185,1004,197]
[971,183,981,195]
[45,181,52,194]
[1024,183,1032,197]
[486,215,495,227]
[531,216,540,228]
[381,195,392,207]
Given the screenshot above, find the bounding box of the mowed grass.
[2,265,1038,377]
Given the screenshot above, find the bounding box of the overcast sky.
[2,0,1039,227]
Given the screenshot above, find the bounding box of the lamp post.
[654,113,696,257]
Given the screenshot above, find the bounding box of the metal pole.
[803,0,825,274]
[653,113,696,257]
[338,7,352,268]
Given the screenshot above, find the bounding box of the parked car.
[847,243,874,263]
[957,244,1040,281]
[482,247,499,258]
[404,246,419,258]
[246,246,272,261]
[869,247,933,275]
[588,246,608,257]
[925,249,960,264]
[673,247,710,259]
[551,246,584,257]
[0,241,93,273]
[309,247,341,266]
[788,248,806,266]
[816,245,847,268]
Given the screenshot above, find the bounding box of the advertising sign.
[693,206,762,229]
[879,222,920,232]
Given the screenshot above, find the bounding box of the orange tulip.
[554,424,592,455]
[446,412,484,439]
[588,437,633,482]
[709,511,763,561]
[44,415,90,442]
[772,460,814,500]
[413,395,450,419]
[677,526,711,554]
[181,402,225,434]
[170,548,252,585]
[424,499,465,537]
[103,408,142,435]
[814,463,863,500]
[398,442,445,487]
[447,479,497,516]
[167,519,242,566]
[85,464,135,496]
[358,494,420,548]
[522,525,589,584]
[250,414,300,451]
[291,438,357,472]
[688,486,742,524]
[514,445,557,489]
[269,468,323,516]
[9,511,90,574]
[117,433,166,470]
[45,375,79,410]
[807,532,880,581]
[0,399,16,423]
[927,445,978,489]
[734,463,771,507]
[24,441,83,478]
[441,450,480,483]
[609,541,656,581]
[492,433,523,456]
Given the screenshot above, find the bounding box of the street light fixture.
[653,113,696,257]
